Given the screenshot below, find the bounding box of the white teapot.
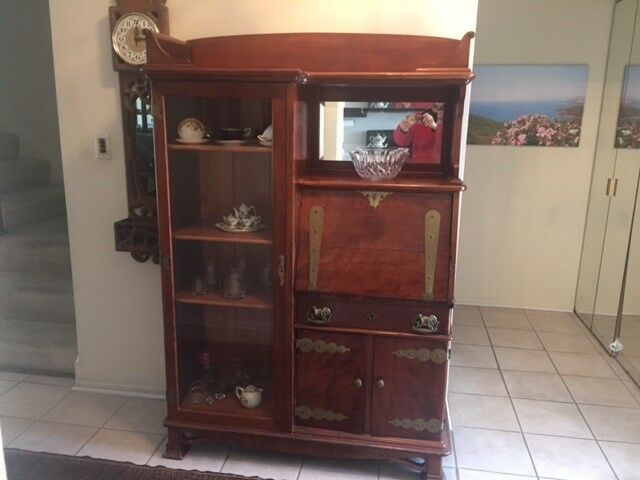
[236,384,263,408]
[368,133,388,148]
[177,118,206,142]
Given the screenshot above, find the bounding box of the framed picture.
[616,65,640,149]
[468,65,589,147]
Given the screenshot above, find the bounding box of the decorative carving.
[392,348,448,364]
[388,418,444,433]
[114,217,159,263]
[359,191,392,209]
[295,405,348,422]
[424,210,441,300]
[296,338,350,354]
[309,205,324,290]
[278,255,285,286]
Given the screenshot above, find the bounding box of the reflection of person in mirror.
[393,108,442,163]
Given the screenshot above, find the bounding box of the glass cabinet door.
[155,83,287,429]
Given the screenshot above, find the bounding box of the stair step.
[0,185,66,232]
[0,319,76,374]
[0,217,72,275]
[0,271,75,324]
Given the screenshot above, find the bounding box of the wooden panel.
[372,337,449,440]
[295,330,369,434]
[296,190,452,301]
[295,294,451,336]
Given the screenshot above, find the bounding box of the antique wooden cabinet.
[146,31,474,479]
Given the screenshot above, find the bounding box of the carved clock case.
[145,31,474,480]
[110,0,169,262]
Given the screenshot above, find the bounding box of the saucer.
[257,139,273,147]
[214,139,248,146]
[215,222,266,233]
[175,138,208,144]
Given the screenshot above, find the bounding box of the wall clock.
[110,0,169,263]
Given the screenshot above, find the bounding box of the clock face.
[112,13,159,65]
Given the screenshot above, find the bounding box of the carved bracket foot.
[162,427,190,460]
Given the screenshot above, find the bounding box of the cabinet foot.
[423,455,443,479]
[162,427,190,460]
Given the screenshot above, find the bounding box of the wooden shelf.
[168,142,272,154]
[172,226,272,245]
[175,290,272,310]
[181,390,273,418]
[296,173,465,193]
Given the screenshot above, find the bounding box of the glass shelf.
[175,291,272,310]
[172,227,272,245]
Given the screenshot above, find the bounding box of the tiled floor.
[0,307,639,479]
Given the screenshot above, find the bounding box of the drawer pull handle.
[353,378,363,388]
[412,314,439,334]
[308,306,332,325]
[376,378,385,389]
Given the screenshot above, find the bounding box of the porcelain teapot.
[368,133,388,148]
[235,384,263,408]
[177,118,206,142]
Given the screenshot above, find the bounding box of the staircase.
[0,132,76,374]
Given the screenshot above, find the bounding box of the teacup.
[218,127,254,140]
[236,384,263,408]
[177,118,206,142]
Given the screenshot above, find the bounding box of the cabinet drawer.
[295,294,451,336]
[295,190,453,301]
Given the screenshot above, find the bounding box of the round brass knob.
[376,378,385,389]
[353,378,363,388]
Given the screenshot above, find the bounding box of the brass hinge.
[152,99,164,120]
[606,178,619,197]
[161,255,171,270]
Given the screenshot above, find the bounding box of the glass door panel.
[164,93,278,421]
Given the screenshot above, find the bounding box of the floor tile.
[104,397,166,434]
[563,376,638,407]
[487,328,542,350]
[378,462,456,479]
[454,325,490,346]
[494,348,556,373]
[549,352,617,378]
[0,380,17,396]
[502,371,572,402]
[25,375,75,387]
[537,331,598,354]
[512,398,592,438]
[454,427,535,476]
[223,447,302,480]
[454,305,484,326]
[481,307,531,330]
[450,345,497,369]
[525,434,615,479]
[10,421,97,455]
[449,367,507,396]
[42,391,128,427]
[624,380,640,403]
[77,428,164,465]
[599,441,640,480]
[449,393,519,431]
[524,311,581,333]
[579,405,640,442]
[0,416,33,446]
[0,371,28,382]
[147,438,230,472]
[0,383,69,419]
[458,470,536,479]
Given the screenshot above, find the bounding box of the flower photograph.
[616,65,640,149]
[467,65,589,147]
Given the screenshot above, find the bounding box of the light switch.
[95,136,111,160]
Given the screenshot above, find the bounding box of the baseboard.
[73,380,164,400]
[455,297,573,313]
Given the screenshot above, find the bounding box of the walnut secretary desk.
[145,31,474,480]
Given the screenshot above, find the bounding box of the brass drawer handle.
[307,306,332,325]
[353,378,363,389]
[412,314,439,334]
[376,378,385,389]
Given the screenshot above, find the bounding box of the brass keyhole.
[367,312,377,321]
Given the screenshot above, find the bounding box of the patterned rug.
[4,449,259,480]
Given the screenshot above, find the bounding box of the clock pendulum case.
[110,0,169,263]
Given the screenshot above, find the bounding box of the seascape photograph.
[468,65,589,147]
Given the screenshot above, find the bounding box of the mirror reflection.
[134,95,155,198]
[319,101,444,164]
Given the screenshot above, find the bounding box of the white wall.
[0,0,63,184]
[49,0,478,395]
[456,0,615,311]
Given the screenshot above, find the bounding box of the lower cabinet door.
[371,336,449,440]
[295,330,368,433]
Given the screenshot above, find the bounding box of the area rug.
[3,449,261,480]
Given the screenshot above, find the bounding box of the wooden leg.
[162,427,190,460]
[424,455,443,479]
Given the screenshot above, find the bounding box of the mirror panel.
[319,101,445,164]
